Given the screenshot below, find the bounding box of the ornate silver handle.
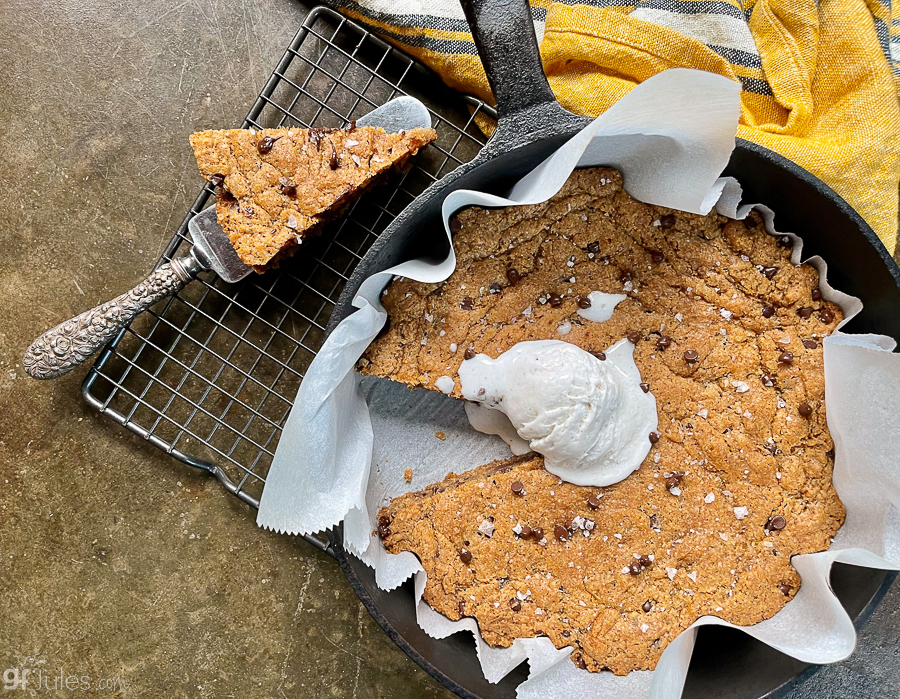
[23,251,203,380]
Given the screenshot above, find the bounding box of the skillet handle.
[460,0,556,119]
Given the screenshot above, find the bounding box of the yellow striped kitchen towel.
[328,0,900,253]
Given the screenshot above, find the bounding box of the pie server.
[23,96,432,380]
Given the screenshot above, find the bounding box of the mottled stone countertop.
[1,1,897,697]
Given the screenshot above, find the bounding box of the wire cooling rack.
[82,6,494,544]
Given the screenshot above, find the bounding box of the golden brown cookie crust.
[190,125,436,270]
[369,167,845,675]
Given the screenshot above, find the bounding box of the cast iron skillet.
[325,0,900,696]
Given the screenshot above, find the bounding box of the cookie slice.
[190,125,436,271]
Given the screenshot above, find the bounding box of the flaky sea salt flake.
[478,519,495,537]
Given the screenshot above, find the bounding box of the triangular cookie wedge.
[190,125,436,271]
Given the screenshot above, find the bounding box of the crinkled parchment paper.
[258,69,900,698]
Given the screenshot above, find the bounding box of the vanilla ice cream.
[458,339,658,486]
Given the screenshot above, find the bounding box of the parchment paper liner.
[259,69,900,698]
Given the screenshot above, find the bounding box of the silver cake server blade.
[356,95,432,131]
[187,207,252,283]
[23,96,433,379]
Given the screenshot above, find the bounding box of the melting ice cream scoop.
[459,339,658,486]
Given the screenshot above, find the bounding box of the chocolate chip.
[766,515,787,532]
[648,431,661,444]
[762,373,775,387]
[587,241,601,254]
[590,351,607,361]
[509,598,521,612]
[210,173,225,187]
[656,336,673,350]
[588,496,601,510]
[217,186,235,202]
[506,268,521,285]
[777,351,793,365]
[378,515,390,528]
[449,217,462,233]
[329,142,340,170]
[642,600,653,613]
[666,471,685,489]
[489,282,502,294]
[798,401,813,417]
[651,251,665,264]
[639,554,652,568]
[620,270,633,283]
[377,523,390,538]
[762,305,775,319]
[281,183,297,198]
[628,560,643,575]
[575,655,587,670]
[777,235,792,248]
[763,266,778,280]
[256,135,280,154]
[802,339,817,349]
[577,296,592,309]
[531,527,544,540]
[797,307,813,319]
[683,349,699,363]
[598,255,611,264]
[520,525,533,539]
[561,630,571,638]
[511,481,525,495]
[554,524,569,541]
[812,289,822,301]
[548,293,563,308]
[778,584,792,596]
[458,601,466,616]
[462,347,477,362]
[640,383,650,393]
[627,331,641,344]
[819,309,834,323]
[460,548,472,564]
[660,214,676,229]
[461,297,475,311]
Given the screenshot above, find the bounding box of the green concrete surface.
[1,1,898,698]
